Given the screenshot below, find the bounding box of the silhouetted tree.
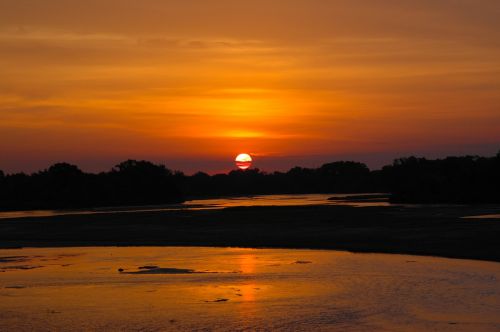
[107,160,183,206]
[383,154,500,203]
[186,172,212,196]
[32,163,86,208]
[0,173,31,210]
[318,161,370,192]
[1,151,498,211]
[0,160,184,210]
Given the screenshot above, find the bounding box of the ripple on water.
[0,246,498,331]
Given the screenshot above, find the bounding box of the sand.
[1,201,499,262]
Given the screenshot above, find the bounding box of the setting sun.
[235,153,252,170]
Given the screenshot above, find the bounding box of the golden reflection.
[238,283,257,303]
[236,252,259,323]
[238,252,257,275]
[1,247,499,331]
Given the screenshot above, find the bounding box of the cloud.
[0,1,499,172]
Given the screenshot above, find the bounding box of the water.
[185,193,389,208]
[0,193,390,220]
[463,214,500,219]
[0,247,498,331]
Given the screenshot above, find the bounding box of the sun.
[235,153,252,170]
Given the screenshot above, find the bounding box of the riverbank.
[1,202,499,262]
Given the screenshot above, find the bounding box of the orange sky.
[1,1,499,173]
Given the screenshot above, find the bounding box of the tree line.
[0,152,499,210]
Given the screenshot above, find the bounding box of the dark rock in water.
[1,265,42,270]
[118,268,124,272]
[0,256,30,263]
[138,265,159,270]
[328,194,389,201]
[294,260,312,264]
[124,267,197,274]
[205,298,229,303]
[47,310,61,314]
[5,285,26,289]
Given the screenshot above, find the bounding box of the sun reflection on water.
[0,247,498,331]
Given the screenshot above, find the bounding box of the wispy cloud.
[0,1,499,172]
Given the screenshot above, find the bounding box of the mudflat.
[1,202,499,262]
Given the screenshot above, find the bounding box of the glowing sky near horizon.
[0,0,499,174]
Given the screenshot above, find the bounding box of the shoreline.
[1,204,499,263]
[2,242,499,264]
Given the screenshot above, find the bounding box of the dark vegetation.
[384,153,500,204]
[186,161,375,196]
[0,160,183,210]
[0,152,499,210]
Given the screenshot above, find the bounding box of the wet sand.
[0,247,499,331]
[0,202,499,262]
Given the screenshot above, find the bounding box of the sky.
[1,0,499,174]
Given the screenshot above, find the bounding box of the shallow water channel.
[0,246,498,331]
